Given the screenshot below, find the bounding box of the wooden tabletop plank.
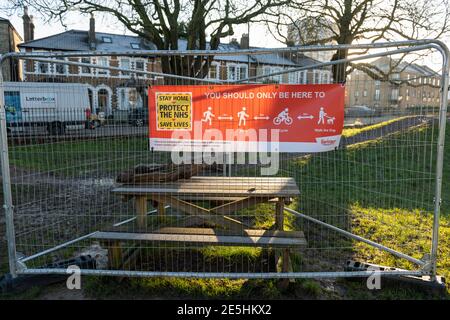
[113,188,299,197]
[113,176,300,197]
[153,227,305,239]
[92,231,307,247]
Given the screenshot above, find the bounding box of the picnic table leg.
[275,197,290,288]
[157,201,166,223]
[275,198,284,230]
[135,196,147,230]
[103,240,123,270]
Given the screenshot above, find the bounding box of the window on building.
[288,70,296,84]
[288,70,306,84]
[53,58,66,75]
[134,60,145,77]
[300,71,306,84]
[54,63,65,74]
[354,91,359,97]
[263,66,282,83]
[313,70,322,84]
[228,65,237,81]
[375,80,381,86]
[37,61,50,74]
[375,89,380,101]
[391,73,400,80]
[80,57,91,74]
[208,63,219,79]
[391,88,399,100]
[96,57,109,76]
[239,65,249,81]
[120,58,131,76]
[135,60,145,71]
[363,90,368,97]
[227,64,248,81]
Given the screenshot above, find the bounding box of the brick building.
[345,57,441,109]
[18,9,333,118]
[0,16,23,81]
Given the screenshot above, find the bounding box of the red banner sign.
[148,84,344,153]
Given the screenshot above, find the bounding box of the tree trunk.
[331,48,349,83]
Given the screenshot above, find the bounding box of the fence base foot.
[345,260,447,295]
[0,255,96,294]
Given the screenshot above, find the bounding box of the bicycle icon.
[273,108,293,125]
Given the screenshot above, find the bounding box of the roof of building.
[372,57,439,77]
[19,29,320,67]
[0,16,23,41]
[19,29,157,51]
[250,52,298,66]
[176,39,253,63]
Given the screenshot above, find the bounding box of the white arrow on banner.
[254,116,270,120]
[298,114,314,120]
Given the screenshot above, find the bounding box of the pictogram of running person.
[201,106,215,125]
[317,107,327,125]
[237,107,249,126]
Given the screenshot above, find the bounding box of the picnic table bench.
[95,176,305,279]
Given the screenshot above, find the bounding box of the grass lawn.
[8,136,164,177]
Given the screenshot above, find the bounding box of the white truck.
[3,82,90,135]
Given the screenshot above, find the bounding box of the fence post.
[430,41,450,280]
[0,55,18,278]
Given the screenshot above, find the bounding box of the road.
[8,124,148,139]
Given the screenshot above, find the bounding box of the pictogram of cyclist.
[273,108,293,125]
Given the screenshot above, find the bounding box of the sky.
[4,9,284,48]
[2,6,448,72]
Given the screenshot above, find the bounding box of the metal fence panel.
[0,40,448,281]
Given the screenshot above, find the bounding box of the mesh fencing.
[0,43,447,278]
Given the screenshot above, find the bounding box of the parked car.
[345,105,377,117]
[128,108,149,127]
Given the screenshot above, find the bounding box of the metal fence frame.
[0,39,448,281]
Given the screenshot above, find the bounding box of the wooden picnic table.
[112,176,300,231]
[100,176,304,280]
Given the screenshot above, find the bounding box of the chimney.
[88,13,96,50]
[22,6,33,42]
[29,15,35,41]
[240,33,249,49]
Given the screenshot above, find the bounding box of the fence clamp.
[16,253,27,272]
[432,197,442,206]
[420,253,432,273]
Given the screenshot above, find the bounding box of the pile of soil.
[116,163,206,184]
